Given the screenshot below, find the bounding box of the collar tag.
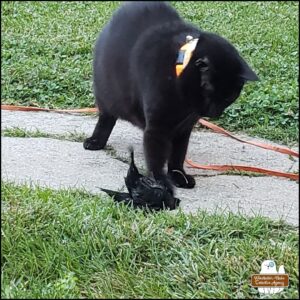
[176,36,199,77]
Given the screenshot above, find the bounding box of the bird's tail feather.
[128,146,134,165]
[127,146,140,176]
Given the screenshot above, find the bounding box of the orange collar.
[176,36,199,77]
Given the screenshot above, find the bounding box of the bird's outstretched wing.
[100,188,133,203]
[100,188,153,209]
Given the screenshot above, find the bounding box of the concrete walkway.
[2,110,299,225]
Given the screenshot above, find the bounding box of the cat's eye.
[195,58,209,71]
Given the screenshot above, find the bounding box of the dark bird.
[100,148,180,211]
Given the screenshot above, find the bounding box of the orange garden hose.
[185,159,298,181]
[1,104,298,181]
[198,118,299,158]
[1,104,97,114]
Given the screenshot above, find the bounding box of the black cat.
[84,1,258,191]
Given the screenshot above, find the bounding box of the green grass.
[1,1,298,143]
[1,181,299,299]
[2,127,88,142]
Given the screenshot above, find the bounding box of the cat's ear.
[195,57,209,72]
[239,58,259,81]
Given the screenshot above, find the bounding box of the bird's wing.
[130,184,165,209]
[139,177,166,190]
[100,188,133,203]
[278,265,285,274]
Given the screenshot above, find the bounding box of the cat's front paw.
[168,169,195,189]
[83,137,105,150]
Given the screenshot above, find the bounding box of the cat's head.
[180,32,258,117]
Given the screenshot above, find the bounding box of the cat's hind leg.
[83,111,117,150]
